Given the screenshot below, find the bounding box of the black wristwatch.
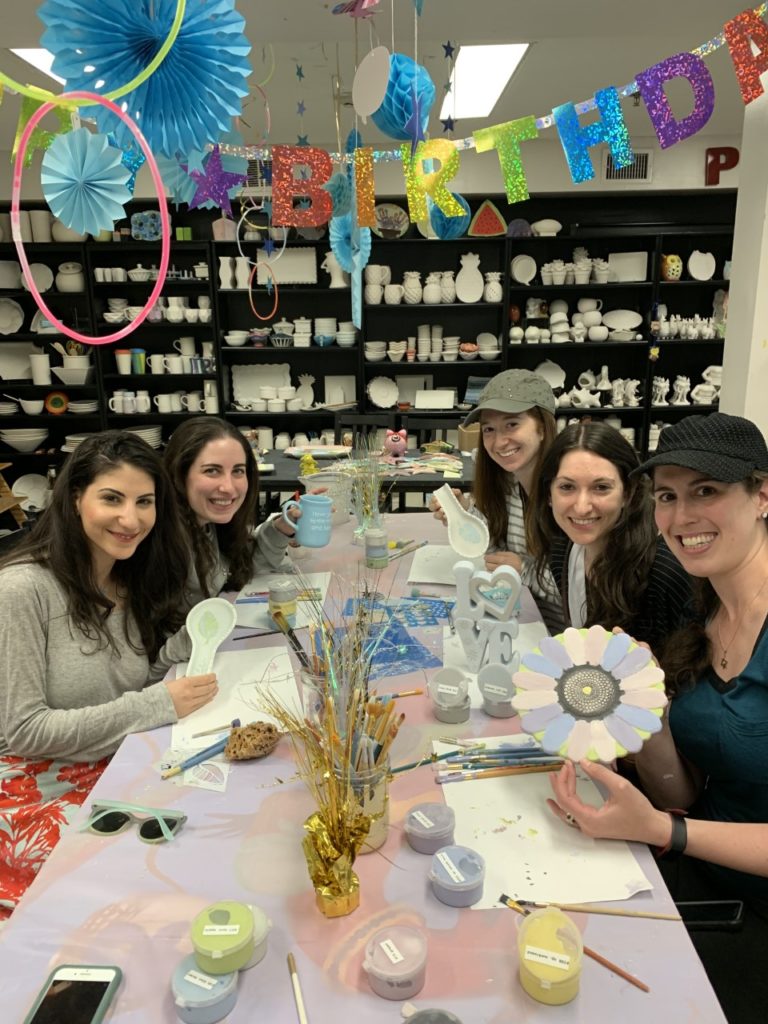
[656,811,688,860]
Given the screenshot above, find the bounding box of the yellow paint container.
[517,907,583,1005]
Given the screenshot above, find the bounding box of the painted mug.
[282,494,332,548]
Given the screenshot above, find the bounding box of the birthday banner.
[260,4,768,226]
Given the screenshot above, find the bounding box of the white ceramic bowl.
[103,311,125,324]
[442,353,458,362]
[224,335,248,346]
[20,399,44,414]
[478,349,501,360]
[128,268,151,282]
[52,367,90,385]
[459,350,479,360]
[365,351,387,362]
[387,351,405,362]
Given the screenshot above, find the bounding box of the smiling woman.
[527,420,692,656]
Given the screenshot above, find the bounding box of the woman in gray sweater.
[0,432,217,918]
[164,417,299,606]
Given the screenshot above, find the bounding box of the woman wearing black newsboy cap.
[547,413,768,1023]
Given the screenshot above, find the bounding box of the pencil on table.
[287,952,309,1024]
[527,901,681,922]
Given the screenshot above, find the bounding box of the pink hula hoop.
[11,90,170,346]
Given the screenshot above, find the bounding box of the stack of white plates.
[126,425,162,449]
[67,400,99,414]
[61,432,99,452]
[0,400,19,414]
[0,427,48,452]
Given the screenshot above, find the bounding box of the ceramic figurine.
[691,382,717,405]
[670,375,691,405]
[382,428,408,462]
[321,251,350,288]
[403,270,423,304]
[423,272,442,304]
[569,387,601,408]
[456,253,484,303]
[299,454,319,476]
[648,423,662,451]
[624,380,641,407]
[651,376,669,406]
[295,374,315,409]
[596,365,612,391]
[440,271,456,303]
[483,271,503,303]
[611,378,625,406]
[661,254,683,281]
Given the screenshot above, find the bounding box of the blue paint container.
[171,954,238,1024]
[428,845,485,908]
[404,802,455,855]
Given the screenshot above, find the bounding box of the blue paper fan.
[429,193,471,239]
[39,0,252,159]
[41,128,131,236]
[371,53,435,141]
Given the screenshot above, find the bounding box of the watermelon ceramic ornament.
[468,199,507,237]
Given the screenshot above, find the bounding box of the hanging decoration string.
[249,260,279,321]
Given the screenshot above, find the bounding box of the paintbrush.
[521,900,681,922]
[391,746,484,775]
[272,610,312,670]
[499,894,650,993]
[436,763,562,784]
[161,736,229,779]
[191,718,241,739]
[388,539,428,562]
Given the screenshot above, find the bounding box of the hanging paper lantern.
[371,53,435,141]
[39,0,252,159]
[323,172,352,217]
[41,127,131,236]
[329,212,371,273]
[429,192,470,239]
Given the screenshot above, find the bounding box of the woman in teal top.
[546,413,768,1022]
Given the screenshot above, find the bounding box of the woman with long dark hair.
[164,417,298,604]
[527,420,691,653]
[0,432,217,918]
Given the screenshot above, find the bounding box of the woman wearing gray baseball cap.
[431,369,563,632]
[548,413,768,1022]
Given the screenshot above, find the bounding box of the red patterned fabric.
[0,755,109,919]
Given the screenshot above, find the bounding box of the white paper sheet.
[441,623,548,707]
[234,572,331,629]
[434,737,652,908]
[170,647,302,749]
[407,544,484,585]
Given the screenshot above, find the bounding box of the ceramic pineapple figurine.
[483,271,503,302]
[456,253,484,302]
[296,374,315,409]
[440,270,456,303]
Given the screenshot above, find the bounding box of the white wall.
[0,133,743,204]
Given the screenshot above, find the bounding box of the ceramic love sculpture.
[452,560,522,673]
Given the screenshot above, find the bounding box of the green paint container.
[191,901,255,975]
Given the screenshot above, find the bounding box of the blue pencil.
[161,735,229,779]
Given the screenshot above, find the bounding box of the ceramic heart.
[468,565,522,620]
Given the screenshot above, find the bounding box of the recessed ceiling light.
[440,43,529,120]
[10,48,65,86]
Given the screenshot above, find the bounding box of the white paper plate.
[535,360,566,389]
[687,250,716,281]
[367,376,399,408]
[11,473,47,510]
[511,254,537,285]
[602,309,643,330]
[0,299,25,336]
[21,263,54,293]
[352,45,391,118]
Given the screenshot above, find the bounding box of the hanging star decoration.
[107,133,145,194]
[263,237,275,256]
[263,199,273,219]
[265,275,274,296]
[297,134,309,147]
[442,40,455,59]
[412,0,424,12]
[404,86,427,156]
[440,116,456,133]
[185,145,246,217]
[295,64,305,81]
[13,96,71,167]
[443,78,452,93]
[297,99,306,116]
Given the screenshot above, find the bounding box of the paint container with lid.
[428,845,485,908]
[408,1011,464,1024]
[171,953,238,1024]
[404,802,455,855]
[365,527,389,569]
[517,907,583,1005]
[477,662,516,718]
[241,905,272,969]
[268,577,297,628]
[428,667,470,724]
[362,924,428,1000]
[190,901,255,975]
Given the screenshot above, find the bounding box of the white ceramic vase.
[423,273,442,304]
[218,256,234,290]
[403,271,422,305]
[234,256,250,290]
[483,271,503,303]
[440,271,456,303]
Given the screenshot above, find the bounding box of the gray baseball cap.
[462,369,556,427]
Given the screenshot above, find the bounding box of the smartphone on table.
[23,964,122,1024]
[676,899,745,931]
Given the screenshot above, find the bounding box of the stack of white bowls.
[1,428,48,452]
[365,341,386,362]
[416,334,431,362]
[442,336,460,362]
[550,311,570,343]
[387,340,407,362]
[293,317,312,346]
[336,320,357,347]
[315,317,337,338]
[476,332,500,361]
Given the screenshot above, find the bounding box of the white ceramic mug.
[108,393,125,412]
[274,432,291,451]
[122,392,136,414]
[136,391,151,413]
[384,284,404,305]
[29,353,51,385]
[154,393,172,412]
[257,427,274,449]
[204,395,219,414]
[365,284,383,305]
[182,392,205,411]
[380,265,392,285]
[115,351,132,375]
[170,393,184,412]
[201,341,214,359]
[164,354,183,374]
[577,298,603,313]
[149,354,166,374]
[173,337,196,355]
[364,264,384,285]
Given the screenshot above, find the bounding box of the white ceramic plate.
[21,263,54,293]
[367,376,399,408]
[231,363,291,403]
[11,473,47,510]
[687,250,716,281]
[534,360,566,389]
[511,254,537,285]
[0,261,21,289]
[530,219,562,236]
[284,445,351,459]
[0,342,36,378]
[372,204,410,239]
[607,251,648,282]
[601,309,643,330]
[0,299,24,335]
[608,329,637,341]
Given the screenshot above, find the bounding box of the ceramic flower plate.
[512,625,667,762]
[367,376,399,409]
